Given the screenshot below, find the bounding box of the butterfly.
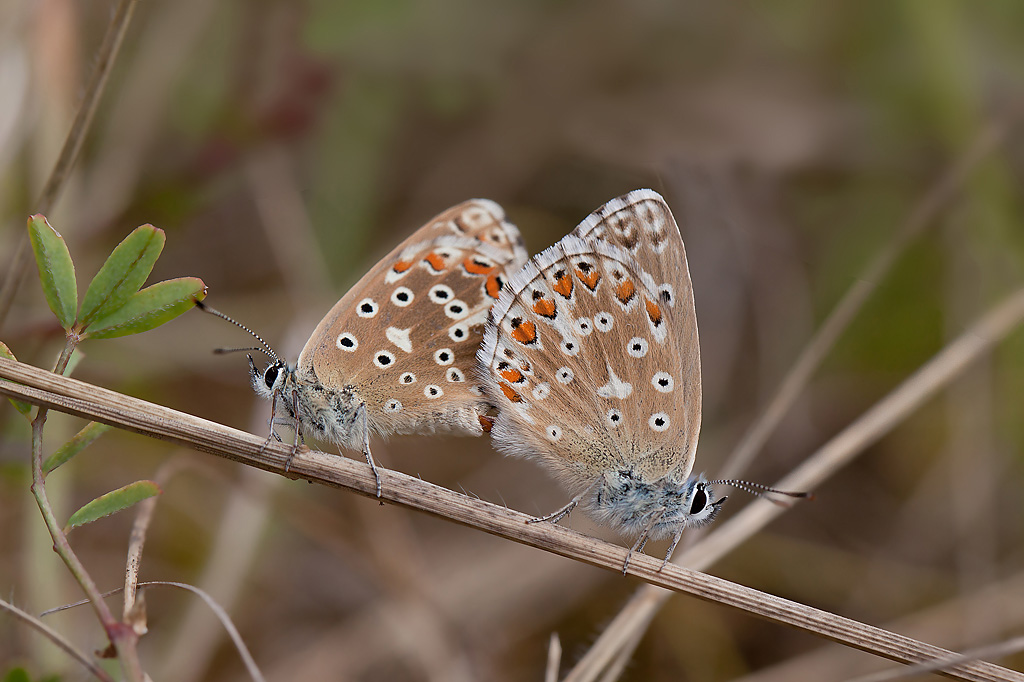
[205,199,528,496]
[478,189,723,569]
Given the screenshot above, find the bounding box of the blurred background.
[2,1,1024,680]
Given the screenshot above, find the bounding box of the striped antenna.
[194,300,279,362]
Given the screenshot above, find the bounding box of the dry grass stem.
[123,458,193,624]
[563,285,1024,681]
[546,633,562,682]
[0,0,139,327]
[0,356,1022,681]
[0,596,114,682]
[849,636,1024,682]
[721,120,1007,480]
[734,570,1024,682]
[137,582,267,682]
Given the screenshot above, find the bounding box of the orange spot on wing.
[464,257,495,275]
[392,260,413,273]
[645,298,663,326]
[500,368,524,383]
[499,383,523,403]
[479,415,495,432]
[616,280,635,304]
[532,298,556,318]
[576,267,600,291]
[424,252,446,271]
[553,273,573,298]
[510,319,537,345]
[485,274,503,299]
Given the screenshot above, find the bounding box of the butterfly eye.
[264,365,279,389]
[689,485,708,516]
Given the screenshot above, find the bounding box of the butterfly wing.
[573,189,701,477]
[572,189,692,303]
[479,196,701,491]
[298,199,528,439]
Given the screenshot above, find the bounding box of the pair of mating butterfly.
[204,190,803,569]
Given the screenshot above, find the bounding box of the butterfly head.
[248,354,294,401]
[671,475,728,529]
[590,470,727,540]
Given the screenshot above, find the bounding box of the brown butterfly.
[478,190,714,567]
[205,199,527,496]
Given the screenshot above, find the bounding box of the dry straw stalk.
[1,356,1022,681]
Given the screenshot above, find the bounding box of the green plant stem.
[30,337,143,682]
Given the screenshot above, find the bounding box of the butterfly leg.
[527,494,582,525]
[357,402,382,500]
[622,508,666,575]
[259,391,283,457]
[284,389,302,473]
[659,530,684,572]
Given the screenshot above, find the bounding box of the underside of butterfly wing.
[297,199,528,445]
[572,190,693,301]
[478,235,701,494]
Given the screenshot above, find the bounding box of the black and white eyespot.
[384,399,403,413]
[429,284,454,304]
[594,312,614,332]
[606,408,623,427]
[573,317,593,336]
[532,383,550,400]
[373,350,396,368]
[424,384,443,399]
[336,332,358,351]
[627,337,649,358]
[651,372,674,392]
[399,372,417,384]
[446,367,465,382]
[658,284,675,306]
[356,298,379,318]
[469,385,484,396]
[648,412,670,432]
[546,425,562,442]
[448,323,469,342]
[556,367,574,384]
[434,348,454,365]
[561,339,579,357]
[391,286,414,307]
[445,299,469,319]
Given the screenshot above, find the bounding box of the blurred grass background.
[2,1,1024,680]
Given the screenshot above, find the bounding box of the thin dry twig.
[562,285,1024,682]
[547,633,563,682]
[137,582,267,682]
[847,635,1024,682]
[720,119,1007,480]
[123,457,194,626]
[0,595,115,682]
[0,0,140,328]
[0,356,1022,681]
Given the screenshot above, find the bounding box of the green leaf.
[2,667,31,682]
[64,480,160,532]
[79,225,166,327]
[0,342,31,418]
[83,277,207,339]
[44,422,112,474]
[28,215,77,330]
